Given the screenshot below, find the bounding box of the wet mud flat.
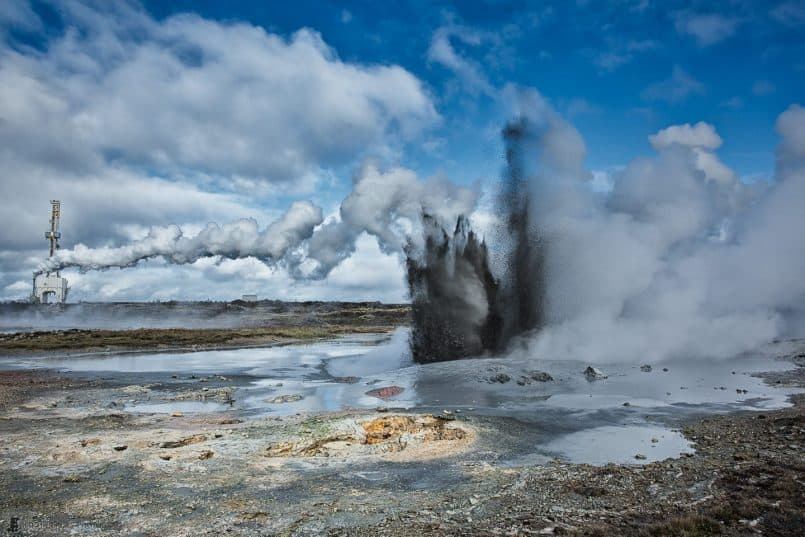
[0,354,803,537]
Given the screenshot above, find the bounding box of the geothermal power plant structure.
[31,200,69,304]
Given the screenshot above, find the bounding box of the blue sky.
[0,0,803,302]
[139,0,803,180]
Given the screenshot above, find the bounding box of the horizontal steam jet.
[35,201,323,275]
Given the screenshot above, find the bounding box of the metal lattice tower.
[32,200,69,304]
[45,200,61,260]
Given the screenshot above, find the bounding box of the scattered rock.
[171,412,183,417]
[622,402,631,406]
[269,394,304,404]
[488,373,512,384]
[113,445,127,451]
[518,371,554,385]
[219,418,242,425]
[80,438,101,447]
[159,434,207,449]
[198,450,214,460]
[530,370,553,382]
[365,386,404,400]
[122,385,151,395]
[584,366,608,380]
[635,453,647,460]
[63,474,82,482]
[640,365,652,372]
[332,376,360,384]
[159,454,172,461]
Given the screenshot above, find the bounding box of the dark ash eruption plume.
[407,214,502,363]
[497,118,546,342]
[407,117,547,363]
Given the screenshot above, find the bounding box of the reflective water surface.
[2,328,800,465]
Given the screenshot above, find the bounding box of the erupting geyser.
[407,117,547,363]
[407,214,502,363]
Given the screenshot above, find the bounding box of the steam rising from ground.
[408,91,805,364]
[33,86,805,365]
[507,93,805,363]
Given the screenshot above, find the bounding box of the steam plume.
[300,163,478,278]
[408,91,805,365]
[37,201,323,275]
[514,94,805,363]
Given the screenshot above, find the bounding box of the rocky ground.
[0,351,802,536]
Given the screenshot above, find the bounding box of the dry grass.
[0,324,398,352]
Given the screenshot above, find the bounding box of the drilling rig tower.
[31,200,69,304]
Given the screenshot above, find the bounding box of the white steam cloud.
[37,164,477,282]
[508,90,805,363]
[38,201,323,275]
[299,163,478,278]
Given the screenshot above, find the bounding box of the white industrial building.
[31,200,69,304]
[32,273,69,304]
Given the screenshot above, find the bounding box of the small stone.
[113,445,127,451]
[635,453,647,460]
[332,376,360,384]
[63,474,82,482]
[198,450,214,460]
[268,394,304,404]
[488,373,512,384]
[662,367,669,372]
[640,365,652,372]
[622,402,631,406]
[171,412,183,417]
[651,437,658,443]
[529,370,553,382]
[583,366,608,380]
